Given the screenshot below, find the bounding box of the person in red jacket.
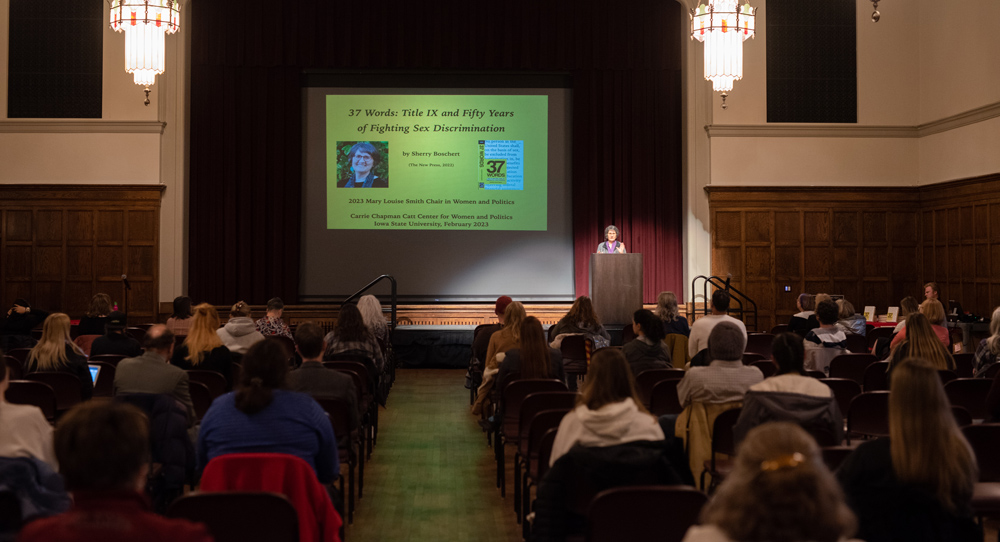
[17,402,213,542]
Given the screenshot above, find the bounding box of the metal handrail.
[690,274,758,331]
[344,274,398,330]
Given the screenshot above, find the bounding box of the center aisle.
[346,368,523,542]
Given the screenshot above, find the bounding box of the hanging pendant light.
[690,0,755,110]
[109,0,181,106]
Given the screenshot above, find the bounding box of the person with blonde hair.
[684,422,858,542]
[25,313,92,400]
[886,313,955,372]
[77,293,113,336]
[837,357,980,541]
[216,300,264,355]
[171,303,233,385]
[357,294,389,346]
[973,306,1000,377]
[836,299,866,336]
[549,348,663,465]
[655,291,690,336]
[472,301,527,415]
[549,295,611,349]
[889,300,951,351]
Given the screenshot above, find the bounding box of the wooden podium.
[589,253,643,326]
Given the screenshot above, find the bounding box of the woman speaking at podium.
[596,225,626,253]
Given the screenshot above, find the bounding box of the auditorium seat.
[315,397,360,523]
[169,491,300,542]
[498,379,567,497]
[3,380,57,421]
[634,368,684,408]
[24,372,82,413]
[587,486,708,542]
[846,391,890,444]
[701,407,741,492]
[186,370,228,400]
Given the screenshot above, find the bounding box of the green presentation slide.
[326,94,548,230]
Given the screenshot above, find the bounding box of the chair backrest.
[750,360,778,378]
[820,445,854,471]
[744,333,775,358]
[828,353,877,385]
[314,397,356,459]
[634,369,684,407]
[518,391,578,445]
[710,407,743,462]
[769,324,790,335]
[820,378,862,418]
[24,372,82,411]
[126,327,147,341]
[90,361,116,398]
[962,424,1000,482]
[953,352,974,378]
[3,380,57,420]
[741,352,766,365]
[863,361,889,391]
[561,335,592,366]
[586,485,709,542]
[3,356,23,380]
[937,369,958,385]
[168,491,299,542]
[804,370,826,379]
[325,356,377,393]
[847,391,890,438]
[535,428,559,482]
[502,379,568,438]
[945,378,993,420]
[525,409,572,459]
[5,348,31,364]
[621,324,637,345]
[88,353,126,367]
[987,363,1000,380]
[867,326,895,349]
[323,362,370,406]
[951,406,973,428]
[188,380,212,421]
[648,378,683,417]
[186,370,229,400]
[73,334,101,356]
[844,334,868,354]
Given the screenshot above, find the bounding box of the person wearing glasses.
[338,141,388,188]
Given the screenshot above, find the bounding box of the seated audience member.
[17,402,212,542]
[788,293,818,337]
[655,291,691,337]
[164,295,194,336]
[803,300,847,375]
[25,313,92,401]
[836,357,980,542]
[172,304,234,387]
[472,296,511,367]
[886,313,955,372]
[357,294,389,347]
[683,422,858,542]
[678,322,763,408]
[623,308,672,375]
[0,298,49,351]
[836,299,867,336]
[89,311,142,358]
[324,303,385,381]
[549,348,664,466]
[973,307,1000,377]
[549,295,611,349]
[496,316,564,394]
[76,293,112,336]
[197,338,337,483]
[216,301,264,355]
[0,360,57,468]
[471,301,526,415]
[892,296,921,335]
[288,322,359,430]
[688,290,748,362]
[733,333,842,446]
[255,297,293,339]
[114,325,195,424]
[925,281,940,302]
[890,299,950,351]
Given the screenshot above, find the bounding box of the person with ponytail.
[196,337,337,483]
[171,303,234,386]
[683,422,858,542]
[836,357,980,541]
[216,300,265,355]
[733,333,842,446]
[623,308,672,375]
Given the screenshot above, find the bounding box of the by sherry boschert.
[326,95,547,231]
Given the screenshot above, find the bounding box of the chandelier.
[690,0,755,110]
[109,0,181,106]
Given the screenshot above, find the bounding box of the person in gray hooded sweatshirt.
[216,301,265,355]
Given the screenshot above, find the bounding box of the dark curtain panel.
[189,0,683,304]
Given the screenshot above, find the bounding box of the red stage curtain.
[189,0,683,303]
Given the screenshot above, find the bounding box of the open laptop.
[87,364,101,385]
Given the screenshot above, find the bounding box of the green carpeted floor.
[346,369,522,542]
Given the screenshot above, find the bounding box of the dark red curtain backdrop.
[189,0,683,304]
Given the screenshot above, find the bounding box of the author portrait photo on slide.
[337,141,389,188]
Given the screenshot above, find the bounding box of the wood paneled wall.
[708,174,1000,332]
[0,185,164,324]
